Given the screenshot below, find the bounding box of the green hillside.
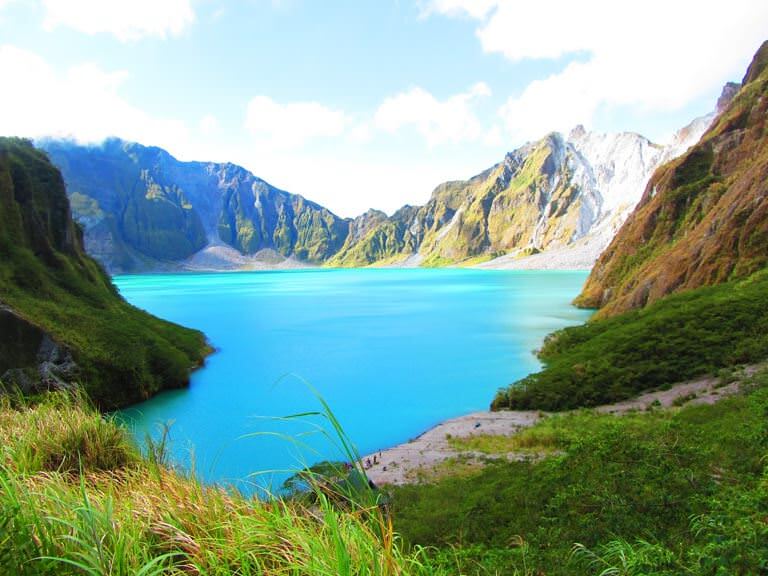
[0,138,208,409]
[493,269,768,411]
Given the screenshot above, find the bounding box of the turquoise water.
[116,269,591,493]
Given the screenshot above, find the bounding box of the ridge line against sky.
[1,0,767,217]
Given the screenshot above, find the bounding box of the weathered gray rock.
[0,304,78,394]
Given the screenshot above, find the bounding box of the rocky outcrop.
[0,305,77,394]
[576,41,768,317]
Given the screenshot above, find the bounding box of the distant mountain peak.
[568,124,587,141]
[742,39,768,85]
[717,82,741,113]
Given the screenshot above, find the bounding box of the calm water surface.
[116,269,591,492]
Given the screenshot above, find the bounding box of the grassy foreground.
[0,392,443,576]
[493,269,768,411]
[393,368,768,575]
[5,376,766,576]
[3,377,766,575]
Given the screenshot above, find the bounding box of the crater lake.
[116,268,591,493]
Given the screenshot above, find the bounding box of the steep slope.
[332,110,717,268]
[0,138,208,409]
[577,41,768,317]
[41,139,349,272]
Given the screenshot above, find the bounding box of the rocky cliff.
[331,109,720,268]
[576,42,768,317]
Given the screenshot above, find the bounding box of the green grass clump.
[493,268,768,411]
[0,392,445,576]
[0,392,138,475]
[447,412,625,455]
[447,429,560,454]
[393,370,768,575]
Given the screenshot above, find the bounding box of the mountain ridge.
[41,138,351,272]
[39,87,730,274]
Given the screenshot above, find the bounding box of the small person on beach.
[365,458,372,469]
[373,455,378,465]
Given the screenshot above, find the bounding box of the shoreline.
[360,368,755,486]
[361,410,540,486]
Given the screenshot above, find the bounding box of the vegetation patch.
[0,392,138,475]
[494,269,768,411]
[0,392,441,576]
[448,424,562,455]
[393,369,768,575]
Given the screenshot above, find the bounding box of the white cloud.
[244,96,350,149]
[41,0,195,41]
[0,44,497,219]
[427,0,768,142]
[199,114,220,136]
[0,45,189,151]
[374,82,491,146]
[420,0,496,19]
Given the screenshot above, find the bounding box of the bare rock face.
[717,82,741,113]
[0,305,78,394]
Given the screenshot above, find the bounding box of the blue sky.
[1,1,767,217]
